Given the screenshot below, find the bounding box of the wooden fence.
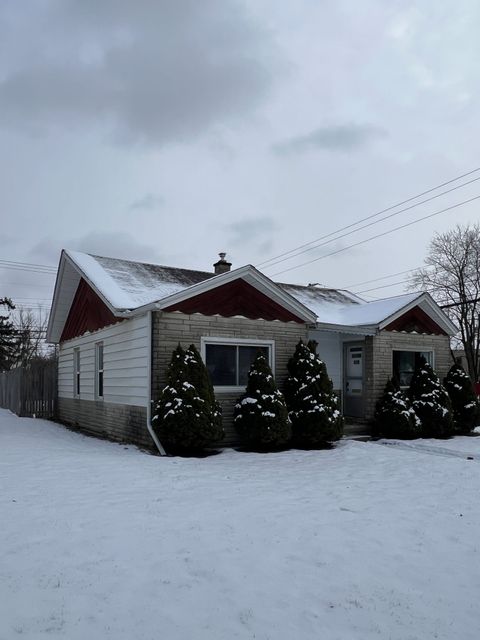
[0,359,57,418]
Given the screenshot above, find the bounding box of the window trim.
[95,342,104,400]
[73,348,80,398]
[392,348,434,388]
[200,336,275,392]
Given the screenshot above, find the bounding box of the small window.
[73,348,80,397]
[392,350,433,387]
[96,343,104,399]
[203,340,272,388]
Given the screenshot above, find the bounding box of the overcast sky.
[1,0,480,314]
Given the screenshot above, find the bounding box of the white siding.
[309,330,342,389]
[58,314,149,407]
[308,330,366,390]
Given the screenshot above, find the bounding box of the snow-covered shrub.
[153,344,224,452]
[234,353,291,449]
[408,358,453,438]
[284,340,343,447]
[373,378,420,439]
[184,344,223,435]
[443,363,480,435]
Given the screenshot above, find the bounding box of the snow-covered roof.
[67,250,215,310]
[47,250,457,343]
[280,285,456,334]
[278,283,364,324]
[326,292,422,327]
[46,250,318,342]
[281,284,422,327]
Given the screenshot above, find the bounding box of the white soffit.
[46,255,81,343]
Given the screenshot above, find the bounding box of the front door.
[344,343,364,418]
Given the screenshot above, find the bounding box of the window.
[96,342,104,399]
[73,348,80,397]
[202,338,274,388]
[392,350,433,387]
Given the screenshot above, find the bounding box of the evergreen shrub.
[234,353,291,450]
[373,378,420,439]
[444,363,479,434]
[408,358,453,438]
[284,340,343,447]
[153,344,224,453]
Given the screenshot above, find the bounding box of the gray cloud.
[226,216,279,258]
[0,0,274,146]
[129,193,165,211]
[273,124,387,155]
[30,231,162,264]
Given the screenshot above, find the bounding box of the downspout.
[146,310,166,456]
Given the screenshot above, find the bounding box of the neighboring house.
[46,250,457,450]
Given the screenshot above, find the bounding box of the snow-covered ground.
[1,409,480,640]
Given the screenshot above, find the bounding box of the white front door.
[344,344,364,417]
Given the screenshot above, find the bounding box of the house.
[46,250,457,451]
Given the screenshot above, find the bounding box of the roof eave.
[46,250,67,343]
[314,321,377,335]
[378,292,458,336]
[63,252,126,317]
[47,251,131,343]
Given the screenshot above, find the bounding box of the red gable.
[384,305,447,335]
[61,279,118,342]
[164,279,304,323]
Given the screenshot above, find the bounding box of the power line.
[257,167,480,269]
[0,259,57,276]
[440,297,480,309]
[0,258,56,271]
[1,281,54,287]
[270,193,480,277]
[261,174,480,272]
[14,304,50,311]
[341,266,424,289]
[10,297,53,301]
[353,278,414,294]
[0,265,56,276]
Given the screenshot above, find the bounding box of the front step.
[343,422,370,437]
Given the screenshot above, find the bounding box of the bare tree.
[13,307,53,367]
[410,224,480,382]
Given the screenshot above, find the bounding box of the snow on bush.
[408,358,454,439]
[153,344,223,452]
[373,378,420,439]
[444,363,480,434]
[284,340,343,447]
[234,353,291,449]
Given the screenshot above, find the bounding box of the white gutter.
[314,322,377,336]
[146,310,166,456]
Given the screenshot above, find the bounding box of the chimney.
[213,252,232,275]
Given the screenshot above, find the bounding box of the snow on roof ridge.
[64,249,223,311]
[64,249,427,325]
[65,250,136,309]
[364,291,422,304]
[72,249,214,277]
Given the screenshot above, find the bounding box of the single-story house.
[46,250,457,451]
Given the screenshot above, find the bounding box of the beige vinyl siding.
[58,314,149,407]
